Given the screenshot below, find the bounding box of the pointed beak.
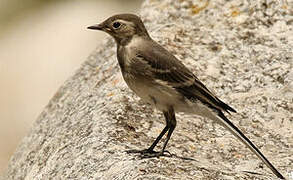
[87,23,103,30]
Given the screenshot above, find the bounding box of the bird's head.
[88,14,149,45]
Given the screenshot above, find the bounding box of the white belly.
[122,72,214,117]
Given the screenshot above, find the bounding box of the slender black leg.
[127,107,176,158]
[158,107,176,155]
[127,119,169,155]
[161,122,176,153]
[147,125,169,151]
[127,125,169,154]
[140,107,176,158]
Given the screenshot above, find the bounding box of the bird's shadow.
[125,150,275,179]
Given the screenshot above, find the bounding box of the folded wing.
[136,40,236,113]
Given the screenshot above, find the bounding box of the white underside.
[123,73,219,121]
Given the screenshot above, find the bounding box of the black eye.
[113,22,121,29]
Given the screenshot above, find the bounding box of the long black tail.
[217,111,284,179]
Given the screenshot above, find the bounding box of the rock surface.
[3,0,293,179]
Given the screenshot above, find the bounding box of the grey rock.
[3,0,293,179]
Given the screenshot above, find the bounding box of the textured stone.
[3,0,293,179]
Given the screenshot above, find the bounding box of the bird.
[87,13,284,179]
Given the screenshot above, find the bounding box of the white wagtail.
[88,14,284,179]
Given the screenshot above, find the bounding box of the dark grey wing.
[137,40,236,113]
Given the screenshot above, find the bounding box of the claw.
[126,149,172,158]
[126,148,155,154]
[163,150,172,156]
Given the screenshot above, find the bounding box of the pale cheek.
[122,27,136,36]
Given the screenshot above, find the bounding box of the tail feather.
[217,99,236,113]
[216,111,284,179]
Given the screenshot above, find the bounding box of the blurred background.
[0,0,142,174]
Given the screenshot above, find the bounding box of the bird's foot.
[140,150,172,158]
[126,148,172,158]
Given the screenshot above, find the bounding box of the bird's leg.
[127,119,169,155]
[127,107,176,158]
[127,125,169,155]
[140,107,177,158]
[157,108,176,156]
[160,118,176,154]
[145,124,169,153]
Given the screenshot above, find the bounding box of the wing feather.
[135,40,236,113]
